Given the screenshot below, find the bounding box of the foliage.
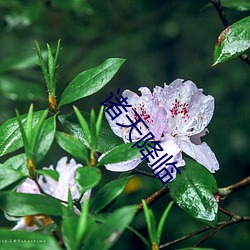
[0,1,249,250]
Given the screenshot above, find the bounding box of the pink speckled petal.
[153,79,214,136]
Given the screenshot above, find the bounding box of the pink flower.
[102,79,219,178]
[11,157,90,231]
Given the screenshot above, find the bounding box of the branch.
[193,216,250,247]
[211,0,250,66]
[218,176,250,199]
[134,169,156,177]
[136,186,169,215]
[159,216,250,249]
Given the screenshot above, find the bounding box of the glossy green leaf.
[59,113,123,153]
[0,164,27,190]
[213,16,250,65]
[75,167,102,194]
[56,131,89,165]
[221,0,250,11]
[0,192,65,216]
[73,106,91,147]
[142,200,157,245]
[91,176,132,213]
[97,142,141,166]
[83,205,137,250]
[0,76,46,102]
[4,154,28,175]
[36,116,56,162]
[157,201,174,244]
[0,228,60,250]
[0,111,44,157]
[168,159,218,227]
[59,58,125,106]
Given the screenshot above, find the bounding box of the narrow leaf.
[91,176,132,213]
[83,205,136,250]
[0,110,44,157]
[59,58,125,106]
[75,167,102,194]
[157,201,174,244]
[73,106,91,146]
[97,143,142,166]
[0,229,60,250]
[56,131,89,165]
[0,192,65,216]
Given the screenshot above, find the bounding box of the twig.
[193,216,250,247]
[159,216,250,249]
[218,176,250,198]
[134,169,156,177]
[218,206,235,218]
[136,186,169,215]
[211,0,250,66]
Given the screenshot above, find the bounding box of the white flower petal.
[178,138,219,173]
[12,218,38,231]
[153,79,214,137]
[147,138,185,182]
[105,157,143,172]
[16,178,40,194]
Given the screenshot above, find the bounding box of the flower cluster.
[11,157,89,231]
[103,79,219,179]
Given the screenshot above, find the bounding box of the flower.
[11,157,90,231]
[102,79,219,178]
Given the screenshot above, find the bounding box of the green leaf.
[59,113,123,153]
[157,201,174,244]
[0,164,27,190]
[0,228,60,250]
[221,0,250,11]
[36,116,56,162]
[75,167,102,194]
[213,16,250,65]
[62,201,89,250]
[168,159,218,227]
[90,109,97,150]
[91,176,132,213]
[56,131,89,165]
[83,205,137,250]
[97,142,142,166]
[59,58,125,106]
[0,192,65,216]
[142,200,157,245]
[0,76,46,102]
[0,111,44,157]
[73,106,91,147]
[4,154,28,175]
[96,106,105,140]
[62,215,80,250]
[36,169,59,181]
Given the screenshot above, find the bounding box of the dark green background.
[0,0,249,249]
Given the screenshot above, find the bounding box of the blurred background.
[0,0,249,249]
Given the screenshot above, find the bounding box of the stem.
[136,186,169,215]
[218,176,250,198]
[193,216,250,247]
[134,169,156,177]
